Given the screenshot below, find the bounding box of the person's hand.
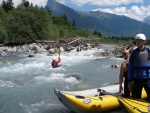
[119,85,123,92]
[128,82,132,92]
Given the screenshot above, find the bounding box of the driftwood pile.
[100,44,134,58]
[0,37,98,57]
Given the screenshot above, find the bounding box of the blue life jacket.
[132,47,150,79]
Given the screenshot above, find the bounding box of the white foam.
[33,73,81,85]
[20,101,44,113]
[0,48,116,86]
[64,77,80,84]
[0,80,16,87]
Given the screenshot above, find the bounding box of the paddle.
[58,50,61,58]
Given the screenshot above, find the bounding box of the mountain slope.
[45,0,150,37]
[143,16,150,25]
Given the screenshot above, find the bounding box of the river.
[0,44,127,113]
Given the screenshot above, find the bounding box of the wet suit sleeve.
[128,51,134,82]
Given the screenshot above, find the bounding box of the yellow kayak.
[118,97,150,113]
[63,93,120,112]
[54,84,147,113]
[54,84,122,113]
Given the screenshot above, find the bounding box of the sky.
[0,0,150,21]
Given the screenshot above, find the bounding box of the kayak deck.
[118,97,150,113]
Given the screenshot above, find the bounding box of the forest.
[0,0,149,45]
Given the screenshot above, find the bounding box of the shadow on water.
[42,106,127,113]
[9,76,27,85]
[41,106,74,113]
[102,106,128,113]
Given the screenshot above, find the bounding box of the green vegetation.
[0,0,80,45]
[1,0,149,45]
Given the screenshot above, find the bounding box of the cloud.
[70,0,94,6]
[56,0,65,4]
[93,5,150,21]
[70,0,143,6]
[127,5,150,21]
[94,7,127,15]
[28,0,48,7]
[91,0,143,6]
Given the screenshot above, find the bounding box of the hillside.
[144,16,150,25]
[45,0,150,37]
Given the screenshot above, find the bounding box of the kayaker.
[119,49,131,97]
[52,57,61,68]
[128,33,150,101]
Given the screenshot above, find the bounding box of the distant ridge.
[144,16,150,25]
[45,0,150,37]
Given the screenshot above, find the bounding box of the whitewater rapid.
[0,45,125,113]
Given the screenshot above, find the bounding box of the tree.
[20,0,30,7]
[63,14,67,20]
[78,29,90,37]
[72,20,76,26]
[93,31,102,37]
[46,7,52,15]
[98,32,102,37]
[6,7,53,44]
[0,7,7,43]
[0,20,8,43]
[93,31,98,35]
[2,0,14,12]
[60,29,64,38]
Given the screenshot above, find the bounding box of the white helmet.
[135,33,146,40]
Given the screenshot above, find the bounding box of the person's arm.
[119,62,125,92]
[58,57,61,62]
[56,57,61,63]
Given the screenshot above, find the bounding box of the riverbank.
[0,37,133,58]
[0,37,95,57]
